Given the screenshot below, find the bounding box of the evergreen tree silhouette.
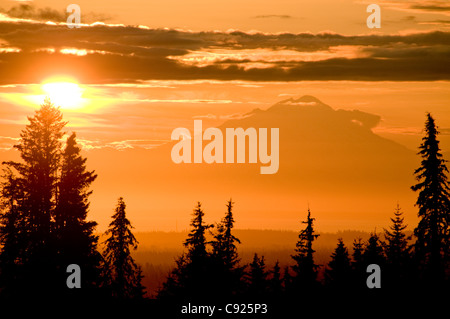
[0,101,103,298]
[246,253,268,297]
[351,237,365,289]
[411,113,450,283]
[290,208,320,291]
[211,200,241,270]
[159,202,213,300]
[363,232,386,268]
[55,132,101,290]
[282,265,293,292]
[383,204,411,287]
[184,202,213,263]
[325,238,351,289]
[268,260,283,296]
[158,254,188,299]
[0,167,25,295]
[352,237,364,265]
[210,199,243,297]
[0,99,66,295]
[360,233,386,291]
[103,197,145,299]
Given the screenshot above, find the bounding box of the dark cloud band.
[0,21,449,83]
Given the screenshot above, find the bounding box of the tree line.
[0,100,449,302]
[0,100,144,300]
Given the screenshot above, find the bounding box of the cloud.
[402,16,417,21]
[0,20,449,83]
[284,101,320,106]
[75,138,168,150]
[168,46,370,68]
[337,110,381,129]
[192,114,217,120]
[439,128,450,135]
[4,4,66,22]
[419,19,450,26]
[0,136,20,150]
[0,3,111,24]
[373,126,422,135]
[410,4,450,12]
[253,15,293,19]
[376,0,450,15]
[193,113,252,120]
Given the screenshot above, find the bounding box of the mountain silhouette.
[78,95,419,231]
[0,95,418,231]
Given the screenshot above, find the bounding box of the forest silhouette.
[0,100,449,310]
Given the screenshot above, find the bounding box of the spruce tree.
[55,132,101,289]
[268,260,283,296]
[411,113,450,282]
[211,199,241,270]
[159,202,213,300]
[363,233,386,267]
[282,265,292,292]
[247,253,267,297]
[352,238,364,266]
[0,99,66,294]
[383,204,411,286]
[291,208,320,290]
[158,254,189,299]
[325,238,351,289]
[210,199,243,296]
[103,197,145,299]
[0,167,24,294]
[0,100,105,298]
[351,237,365,288]
[14,99,66,237]
[184,202,212,263]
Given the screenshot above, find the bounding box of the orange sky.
[0,0,449,232]
[3,0,449,34]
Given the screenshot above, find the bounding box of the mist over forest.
[129,229,413,296]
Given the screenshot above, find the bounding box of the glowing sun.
[42,79,84,110]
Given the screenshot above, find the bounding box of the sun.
[41,78,85,110]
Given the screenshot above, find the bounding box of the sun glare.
[41,79,85,110]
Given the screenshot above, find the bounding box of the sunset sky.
[0,0,449,232]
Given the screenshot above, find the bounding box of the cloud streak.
[253,15,293,19]
[376,0,450,15]
[0,136,20,150]
[410,4,450,13]
[4,4,66,22]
